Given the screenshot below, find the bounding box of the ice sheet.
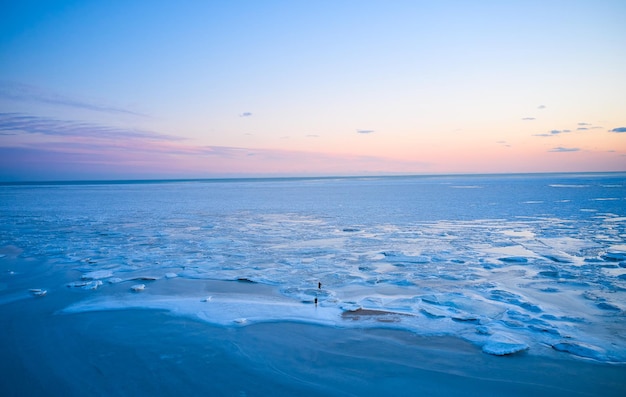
[1,174,625,362]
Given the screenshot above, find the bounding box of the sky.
[0,0,625,181]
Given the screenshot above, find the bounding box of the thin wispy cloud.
[239,112,252,117]
[550,147,580,152]
[0,111,428,180]
[0,81,145,117]
[357,129,375,134]
[521,117,535,121]
[534,129,570,137]
[0,140,429,180]
[537,105,546,109]
[496,140,511,147]
[0,113,181,141]
[534,122,615,137]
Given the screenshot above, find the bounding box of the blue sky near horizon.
[1,0,625,181]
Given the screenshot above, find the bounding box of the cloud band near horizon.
[0,112,428,181]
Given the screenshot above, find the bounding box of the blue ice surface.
[1,172,626,363]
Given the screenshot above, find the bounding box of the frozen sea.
[1,173,626,396]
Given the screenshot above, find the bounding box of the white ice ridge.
[58,276,626,363]
[61,292,344,328]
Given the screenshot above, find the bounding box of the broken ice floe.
[108,277,123,284]
[130,284,145,292]
[29,288,47,297]
[488,290,542,313]
[67,280,103,290]
[82,270,113,280]
[83,280,102,290]
[552,341,607,361]
[482,341,529,356]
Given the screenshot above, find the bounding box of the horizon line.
[2,170,625,186]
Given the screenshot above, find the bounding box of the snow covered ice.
[1,173,626,364]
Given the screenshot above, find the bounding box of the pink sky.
[1,2,625,180]
[1,120,624,181]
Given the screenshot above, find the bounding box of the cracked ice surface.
[1,174,625,362]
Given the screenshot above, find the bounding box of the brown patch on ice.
[342,308,410,323]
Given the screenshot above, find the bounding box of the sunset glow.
[1,1,625,181]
